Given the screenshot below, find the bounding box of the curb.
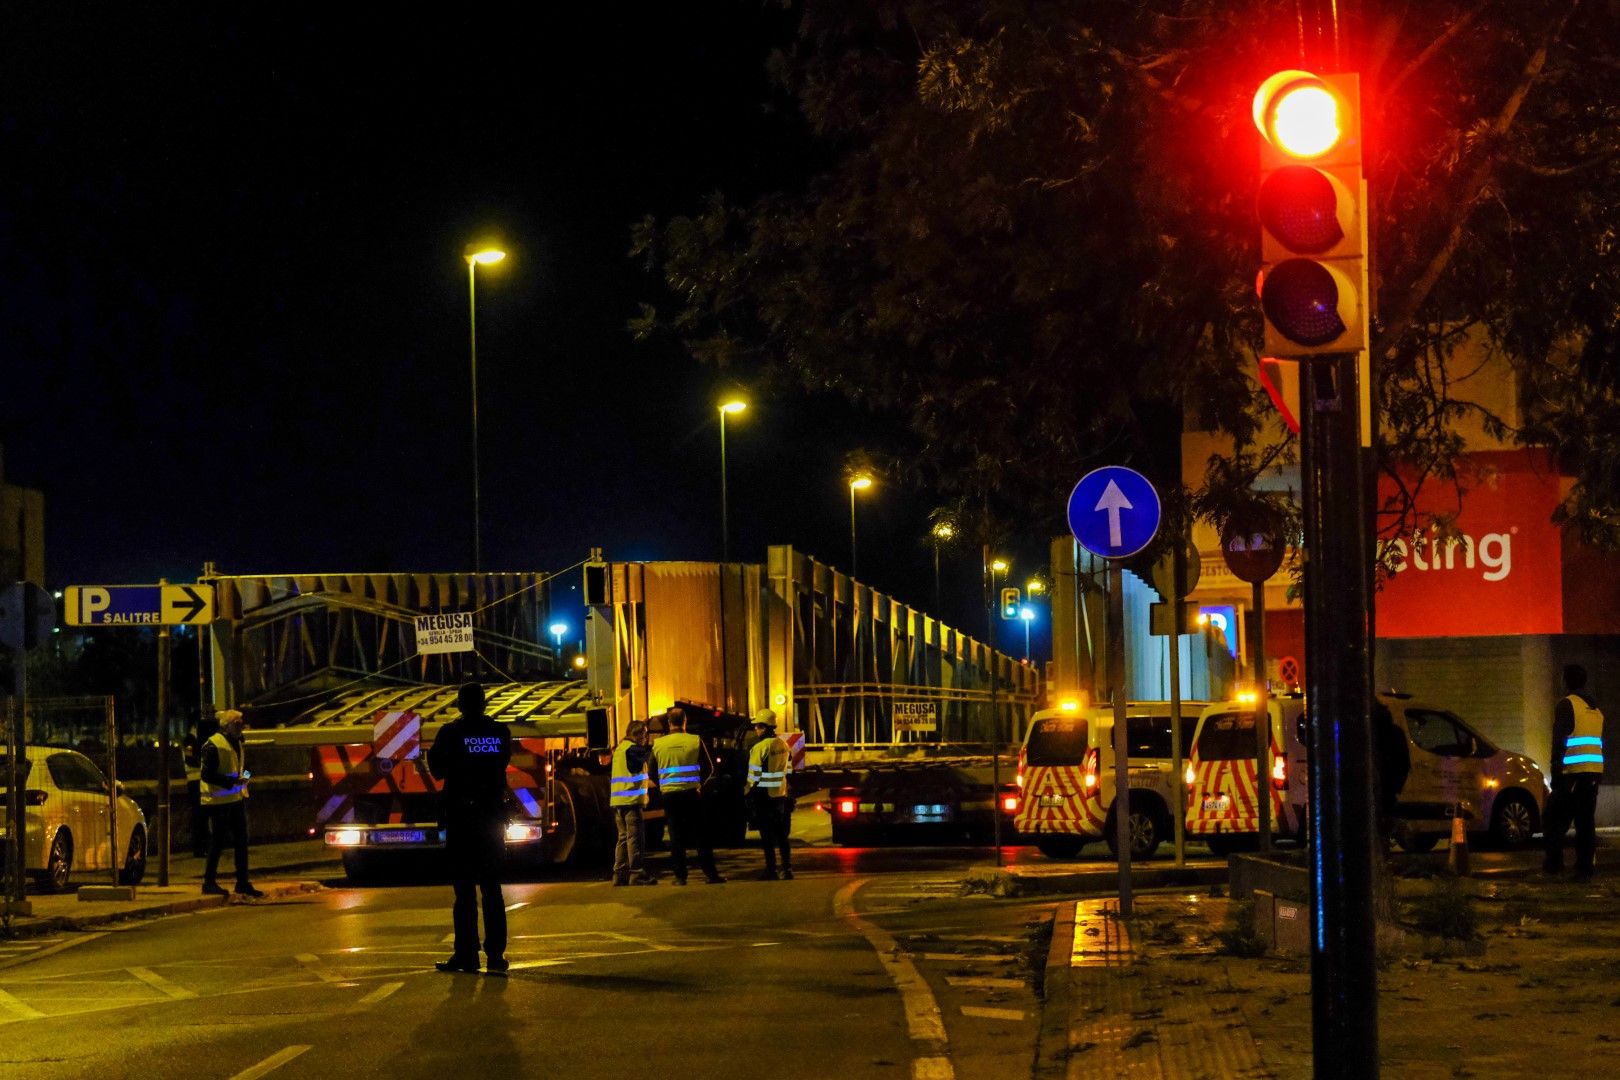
[981,863,1229,896]
[1,880,323,940]
[1032,900,1078,1080]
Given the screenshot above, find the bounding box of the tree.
[634,0,1620,550]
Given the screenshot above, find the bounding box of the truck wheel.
[1036,837,1086,859]
[1104,803,1165,860]
[1490,791,1538,849]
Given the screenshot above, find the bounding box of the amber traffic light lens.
[1259,166,1345,253]
[1261,259,1347,346]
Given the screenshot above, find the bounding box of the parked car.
[1183,690,1547,853]
[1014,700,1208,860]
[0,747,148,891]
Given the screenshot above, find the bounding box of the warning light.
[1271,756,1287,790]
[836,798,857,816]
[1060,698,1080,712]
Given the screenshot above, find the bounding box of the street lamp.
[549,621,567,670]
[465,242,507,574]
[718,398,747,562]
[849,474,873,579]
[1020,605,1035,661]
[930,519,957,613]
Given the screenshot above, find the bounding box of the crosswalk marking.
[944,976,1025,991]
[354,981,404,1009]
[917,952,1014,963]
[228,1045,311,1080]
[296,953,344,983]
[960,1005,1026,1021]
[128,966,198,1000]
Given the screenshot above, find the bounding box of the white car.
[0,747,148,891]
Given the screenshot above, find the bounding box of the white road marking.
[960,1005,1026,1021]
[835,880,954,1080]
[295,953,343,983]
[0,931,105,973]
[127,966,198,999]
[505,901,529,912]
[354,981,404,1009]
[228,1045,311,1080]
[917,952,1014,964]
[0,988,46,1021]
[944,976,1024,990]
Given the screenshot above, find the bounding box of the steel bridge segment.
[246,681,596,748]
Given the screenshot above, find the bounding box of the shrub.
[1406,878,1479,940]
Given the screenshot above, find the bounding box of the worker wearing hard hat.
[744,708,794,881]
[650,707,725,885]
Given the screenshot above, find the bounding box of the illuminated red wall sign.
[1377,450,1564,638]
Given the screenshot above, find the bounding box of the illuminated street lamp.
[1020,605,1035,661]
[718,397,747,562]
[849,474,873,579]
[930,519,957,613]
[549,620,568,670]
[464,242,507,574]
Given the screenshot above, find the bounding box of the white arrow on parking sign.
[1094,480,1134,548]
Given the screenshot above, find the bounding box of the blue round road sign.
[1067,466,1162,560]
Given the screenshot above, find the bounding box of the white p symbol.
[81,588,111,623]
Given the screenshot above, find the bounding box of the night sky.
[2,6,1046,648]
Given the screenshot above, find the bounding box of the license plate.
[1039,795,1065,808]
[1202,796,1230,814]
[371,829,428,845]
[910,804,950,823]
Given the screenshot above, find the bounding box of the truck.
[249,682,761,882]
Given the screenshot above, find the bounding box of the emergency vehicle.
[249,682,610,881]
[1013,700,1207,860]
[1183,691,1548,852]
[1182,694,1307,854]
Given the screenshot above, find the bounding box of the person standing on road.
[427,681,513,974]
[1544,663,1606,881]
[744,709,794,881]
[650,707,725,886]
[200,710,263,898]
[610,720,657,886]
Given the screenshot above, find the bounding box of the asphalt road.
[0,845,1057,1080]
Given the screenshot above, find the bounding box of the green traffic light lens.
[1261,259,1346,346]
[1259,167,1344,254]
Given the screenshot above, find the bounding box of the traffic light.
[1253,70,1367,357]
[1000,587,1020,620]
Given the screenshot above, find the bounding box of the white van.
[1014,700,1206,860]
[1184,691,1548,852]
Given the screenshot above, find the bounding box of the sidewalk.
[1,839,334,939]
[1032,861,1620,1078]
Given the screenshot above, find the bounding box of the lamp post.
[986,554,1009,867]
[464,243,506,574]
[848,475,873,579]
[930,519,957,613]
[718,398,747,562]
[1020,605,1035,662]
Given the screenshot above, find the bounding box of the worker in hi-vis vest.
[744,708,794,880]
[200,709,262,897]
[610,720,657,886]
[1545,663,1606,881]
[649,707,725,885]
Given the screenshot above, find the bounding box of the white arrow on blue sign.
[1067,466,1162,560]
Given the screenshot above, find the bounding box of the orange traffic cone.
[1448,812,1470,876]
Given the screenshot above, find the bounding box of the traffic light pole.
[1300,355,1379,1077]
[1108,562,1132,917]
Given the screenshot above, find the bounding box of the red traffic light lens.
[1267,82,1340,158]
[1258,167,1345,253]
[1261,259,1347,346]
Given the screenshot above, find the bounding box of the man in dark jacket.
[427,681,513,974]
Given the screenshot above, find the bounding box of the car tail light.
[1184,761,1197,787]
[326,828,364,847]
[836,798,857,817]
[1271,755,1287,790]
[1083,748,1099,790]
[505,822,544,843]
[1001,793,1020,813]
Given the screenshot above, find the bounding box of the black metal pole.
[1168,542,1185,868]
[1301,355,1379,1077]
[1109,562,1132,916]
[158,612,172,888]
[986,545,1003,867]
[7,644,25,907]
[1254,581,1273,852]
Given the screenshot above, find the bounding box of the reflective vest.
[1563,695,1606,776]
[610,740,649,807]
[651,732,703,793]
[746,735,790,799]
[200,733,247,806]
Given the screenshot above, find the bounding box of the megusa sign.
[414,612,474,654]
[1377,449,1563,637]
